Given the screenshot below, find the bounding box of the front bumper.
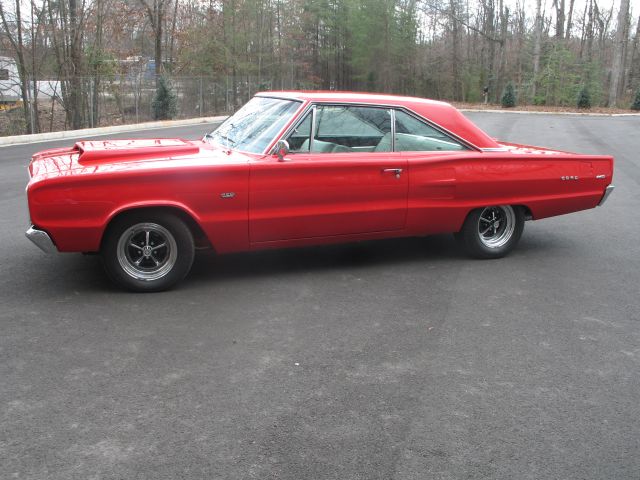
[25,226,57,253]
[598,184,615,207]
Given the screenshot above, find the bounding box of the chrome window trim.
[255,93,305,102]
[310,105,317,152]
[270,102,315,154]
[480,147,509,152]
[272,101,478,154]
[390,108,396,152]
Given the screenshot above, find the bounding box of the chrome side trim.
[598,185,615,207]
[480,147,509,152]
[25,226,57,253]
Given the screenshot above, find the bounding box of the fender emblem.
[220,192,236,199]
[561,176,579,181]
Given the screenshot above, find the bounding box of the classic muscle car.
[25,92,615,291]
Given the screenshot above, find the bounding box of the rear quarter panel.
[405,149,614,234]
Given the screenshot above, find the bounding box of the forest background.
[0,0,639,135]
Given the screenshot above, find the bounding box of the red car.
[26,92,615,291]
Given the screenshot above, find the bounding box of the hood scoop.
[76,139,200,165]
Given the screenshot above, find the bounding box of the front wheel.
[101,212,195,292]
[456,205,525,259]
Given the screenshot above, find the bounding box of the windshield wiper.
[204,132,236,147]
[220,134,236,146]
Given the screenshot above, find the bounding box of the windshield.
[205,96,301,153]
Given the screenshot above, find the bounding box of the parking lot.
[1,112,639,479]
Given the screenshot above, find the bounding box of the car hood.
[28,138,251,181]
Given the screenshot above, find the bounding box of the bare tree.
[565,0,576,39]
[554,0,565,38]
[609,0,630,106]
[46,0,88,129]
[0,0,33,133]
[138,0,170,84]
[628,16,640,90]
[531,0,543,100]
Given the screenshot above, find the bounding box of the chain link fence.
[0,75,283,136]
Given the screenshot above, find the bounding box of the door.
[249,105,408,243]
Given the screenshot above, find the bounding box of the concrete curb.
[0,116,227,148]
[459,108,640,117]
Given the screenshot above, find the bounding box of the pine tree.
[501,83,516,108]
[632,89,640,111]
[152,76,178,120]
[577,86,591,109]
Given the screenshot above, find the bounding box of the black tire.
[456,205,525,259]
[101,211,195,292]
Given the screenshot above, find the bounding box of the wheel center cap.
[494,221,500,229]
[142,246,153,257]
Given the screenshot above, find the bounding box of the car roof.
[255,91,500,149]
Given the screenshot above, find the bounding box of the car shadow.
[18,230,563,295]
[187,234,464,284]
[186,226,575,287]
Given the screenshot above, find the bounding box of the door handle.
[382,168,403,179]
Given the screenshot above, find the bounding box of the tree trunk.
[554,0,565,39]
[0,0,33,133]
[565,0,575,39]
[608,0,630,106]
[628,16,640,91]
[531,0,542,100]
[450,0,461,100]
[139,0,165,87]
[68,0,83,129]
[29,0,43,133]
[155,1,163,83]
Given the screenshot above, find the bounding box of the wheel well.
[102,206,212,250]
[517,204,534,220]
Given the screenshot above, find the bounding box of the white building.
[0,56,21,103]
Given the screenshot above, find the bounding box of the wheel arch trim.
[100,202,213,251]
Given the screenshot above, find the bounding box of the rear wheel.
[101,212,195,292]
[457,205,524,259]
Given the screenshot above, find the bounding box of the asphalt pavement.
[1,113,639,479]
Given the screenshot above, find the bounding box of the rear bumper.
[598,185,615,207]
[25,226,57,253]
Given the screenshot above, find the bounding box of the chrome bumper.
[25,226,57,253]
[598,185,615,207]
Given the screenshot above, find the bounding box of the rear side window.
[394,110,467,152]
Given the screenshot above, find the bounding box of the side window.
[394,110,467,152]
[315,106,391,153]
[291,105,390,154]
[286,111,312,152]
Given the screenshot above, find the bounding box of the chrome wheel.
[116,222,178,281]
[477,205,516,249]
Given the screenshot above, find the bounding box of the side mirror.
[274,139,290,161]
